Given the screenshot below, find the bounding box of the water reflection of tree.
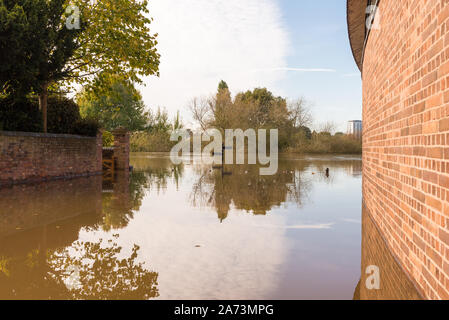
[101,171,149,231]
[190,162,313,221]
[0,169,162,300]
[0,236,159,300]
[132,156,184,192]
[144,163,183,193]
[48,238,159,300]
[100,160,184,230]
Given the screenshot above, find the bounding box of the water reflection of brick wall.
[0,131,102,186]
[362,0,449,299]
[358,204,423,300]
[0,176,102,238]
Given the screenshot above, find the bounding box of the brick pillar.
[96,131,103,173]
[113,128,130,171]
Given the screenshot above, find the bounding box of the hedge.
[0,96,99,137]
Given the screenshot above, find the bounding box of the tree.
[235,88,288,128]
[210,83,233,132]
[218,80,229,91]
[172,111,183,131]
[1,0,83,131]
[0,0,40,97]
[0,0,160,132]
[190,84,290,130]
[319,121,336,135]
[298,126,312,140]
[78,75,150,132]
[189,84,294,149]
[288,97,313,128]
[151,107,171,133]
[188,96,212,132]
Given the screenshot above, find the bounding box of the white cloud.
[138,0,290,125]
[341,73,360,78]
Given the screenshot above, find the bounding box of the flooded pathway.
[0,154,363,299]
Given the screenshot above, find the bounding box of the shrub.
[71,118,100,137]
[0,96,42,132]
[288,132,362,154]
[0,95,98,136]
[46,96,81,134]
[130,131,175,152]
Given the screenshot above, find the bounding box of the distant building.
[347,120,362,140]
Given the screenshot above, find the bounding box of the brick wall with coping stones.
[363,0,449,299]
[0,131,103,186]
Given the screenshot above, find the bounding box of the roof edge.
[347,0,368,71]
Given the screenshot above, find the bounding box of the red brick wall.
[363,0,449,299]
[359,203,423,300]
[0,131,102,186]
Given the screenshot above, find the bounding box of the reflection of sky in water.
[80,174,289,300]
[79,155,362,300]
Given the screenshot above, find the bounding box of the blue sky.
[277,0,362,131]
[140,0,362,132]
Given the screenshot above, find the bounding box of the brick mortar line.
[363,201,427,299]
[364,178,449,298]
[364,199,439,299]
[364,175,448,263]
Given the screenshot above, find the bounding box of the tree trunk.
[38,85,48,133]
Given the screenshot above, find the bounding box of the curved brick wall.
[363,0,449,299]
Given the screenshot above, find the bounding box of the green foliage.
[0,0,82,96]
[0,96,42,132]
[150,107,172,133]
[45,96,99,136]
[78,75,150,132]
[71,117,99,137]
[191,84,293,149]
[172,111,183,131]
[299,126,312,140]
[0,0,160,131]
[188,81,361,155]
[0,95,98,136]
[46,96,81,134]
[130,108,184,152]
[131,131,175,152]
[1,0,160,91]
[102,130,114,147]
[218,80,229,91]
[71,0,160,86]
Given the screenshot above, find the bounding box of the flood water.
[0,153,363,300]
